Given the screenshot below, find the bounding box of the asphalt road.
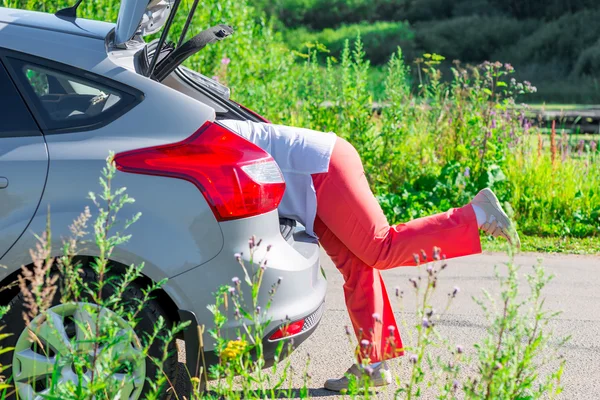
[199,250,600,399]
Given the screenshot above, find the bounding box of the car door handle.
[0,177,7,189]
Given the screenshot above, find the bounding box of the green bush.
[495,9,600,68]
[285,21,415,65]
[414,16,540,63]
[574,40,600,78]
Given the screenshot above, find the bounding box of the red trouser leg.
[312,137,482,362]
[314,217,403,362]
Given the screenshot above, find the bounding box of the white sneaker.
[324,362,392,392]
[471,188,521,248]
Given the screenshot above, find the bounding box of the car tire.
[0,267,180,400]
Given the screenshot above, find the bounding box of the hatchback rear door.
[0,58,48,260]
[114,0,175,46]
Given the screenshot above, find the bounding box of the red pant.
[312,137,481,362]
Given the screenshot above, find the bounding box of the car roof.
[0,7,114,40]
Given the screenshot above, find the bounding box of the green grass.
[526,103,600,111]
[482,235,600,254]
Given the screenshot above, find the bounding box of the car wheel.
[0,267,179,399]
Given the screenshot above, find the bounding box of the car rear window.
[3,55,141,134]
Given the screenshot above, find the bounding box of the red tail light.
[114,121,285,221]
[268,319,305,341]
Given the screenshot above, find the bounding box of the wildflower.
[422,317,430,328]
[409,354,418,364]
[409,278,418,289]
[426,308,435,318]
[260,260,268,271]
[255,306,261,314]
[452,379,459,391]
[591,140,597,153]
[211,75,220,82]
[221,56,231,65]
[388,325,396,335]
[345,325,351,335]
[277,276,283,285]
[426,265,433,275]
[361,339,370,347]
[504,63,514,72]
[448,361,454,369]
[266,244,272,252]
[364,365,374,376]
[452,286,460,297]
[395,287,400,297]
[463,167,470,179]
[491,119,496,129]
[232,276,240,285]
[221,339,247,361]
[228,286,235,293]
[420,249,427,262]
[249,235,256,249]
[372,313,381,322]
[412,253,420,264]
[456,345,464,354]
[433,246,441,260]
[494,362,503,370]
[234,253,242,262]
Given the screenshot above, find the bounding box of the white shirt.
[220,119,337,237]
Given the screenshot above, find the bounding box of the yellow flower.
[221,340,247,361]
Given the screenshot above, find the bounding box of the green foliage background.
[263,0,600,103]
[2,0,599,251]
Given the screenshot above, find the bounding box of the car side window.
[0,60,41,138]
[4,55,141,134]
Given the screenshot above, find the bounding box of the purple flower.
[504,63,514,72]
[409,354,418,364]
[345,325,351,335]
[422,317,430,328]
[456,344,464,354]
[452,286,460,297]
[591,140,597,152]
[453,379,459,390]
[464,167,471,178]
[491,119,497,129]
[228,286,235,293]
[360,339,370,347]
[372,313,381,322]
[234,253,242,261]
[232,276,240,284]
[426,265,433,275]
[409,278,418,289]
[221,56,231,65]
[388,325,396,335]
[211,75,220,82]
[255,306,261,314]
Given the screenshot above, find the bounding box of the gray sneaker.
[471,188,521,248]
[324,363,392,392]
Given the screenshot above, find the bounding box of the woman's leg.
[314,216,403,363]
[312,137,482,271]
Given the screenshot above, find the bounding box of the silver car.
[0,1,326,398]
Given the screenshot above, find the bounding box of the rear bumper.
[167,210,327,375]
[179,300,325,376]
